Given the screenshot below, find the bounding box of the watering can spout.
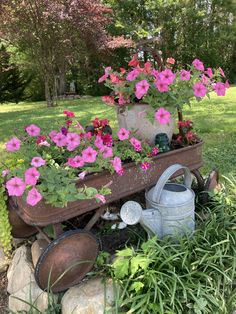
[120,201,162,238]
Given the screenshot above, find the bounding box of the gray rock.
[0,247,9,273]
[8,281,49,313]
[31,239,48,268]
[61,277,114,314]
[7,245,34,294]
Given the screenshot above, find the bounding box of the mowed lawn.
[0,87,235,176]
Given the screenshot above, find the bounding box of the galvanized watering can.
[120,164,195,239]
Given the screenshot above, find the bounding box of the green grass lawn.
[0,87,235,176]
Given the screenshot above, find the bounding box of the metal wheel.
[35,229,99,293]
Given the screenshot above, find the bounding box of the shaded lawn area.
[0,87,235,176]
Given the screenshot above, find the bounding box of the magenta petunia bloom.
[219,67,226,78]
[193,82,207,97]
[192,59,204,71]
[98,74,108,83]
[152,69,159,79]
[67,156,84,168]
[6,177,26,197]
[159,69,176,85]
[126,69,140,81]
[82,147,98,163]
[111,157,123,174]
[63,110,75,118]
[31,157,46,168]
[49,130,58,140]
[66,132,80,151]
[225,80,230,89]
[180,70,191,81]
[26,187,42,206]
[155,80,169,92]
[135,80,150,99]
[201,74,210,85]
[205,67,213,78]
[25,124,41,137]
[213,82,226,96]
[95,194,106,204]
[140,161,151,171]
[117,128,130,141]
[5,137,21,152]
[94,136,104,149]
[155,108,171,125]
[118,95,126,105]
[100,146,113,159]
[25,167,40,186]
[130,137,142,152]
[52,132,67,147]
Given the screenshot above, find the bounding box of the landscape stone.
[31,239,48,268]
[61,277,114,314]
[0,247,9,273]
[8,281,49,313]
[7,245,34,294]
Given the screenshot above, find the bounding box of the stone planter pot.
[117,104,175,145]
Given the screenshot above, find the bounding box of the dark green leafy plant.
[110,183,236,314]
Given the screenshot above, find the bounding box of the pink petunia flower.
[152,69,159,79]
[180,70,191,81]
[2,169,9,177]
[100,146,113,159]
[201,74,210,85]
[25,167,40,186]
[94,136,104,149]
[5,137,21,152]
[225,80,230,89]
[111,157,123,174]
[63,110,75,118]
[152,147,159,156]
[25,124,41,137]
[130,137,142,152]
[26,187,42,206]
[118,95,126,105]
[95,194,106,204]
[82,147,98,163]
[6,177,26,196]
[67,156,84,168]
[117,128,130,141]
[159,69,176,85]
[192,59,204,71]
[101,96,115,105]
[135,80,150,99]
[213,82,226,96]
[167,57,175,64]
[155,80,169,92]
[66,132,81,151]
[98,73,108,83]
[193,82,207,97]
[155,108,171,125]
[205,67,213,78]
[140,161,151,171]
[49,130,58,140]
[52,132,67,147]
[78,171,87,180]
[31,157,46,168]
[219,67,226,78]
[126,69,140,81]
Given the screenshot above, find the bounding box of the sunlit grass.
[0,86,235,175]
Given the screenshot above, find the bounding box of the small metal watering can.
[145,164,195,238]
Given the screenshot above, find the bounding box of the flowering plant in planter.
[99,55,229,124]
[2,111,159,208]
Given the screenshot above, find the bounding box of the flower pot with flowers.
[99,55,229,145]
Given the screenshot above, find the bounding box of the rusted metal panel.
[11,142,204,226]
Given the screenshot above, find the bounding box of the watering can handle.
[152,164,193,203]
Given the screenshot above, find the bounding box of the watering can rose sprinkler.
[120,164,196,239]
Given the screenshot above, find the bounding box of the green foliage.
[110,187,236,313]
[0,174,12,255]
[0,43,29,103]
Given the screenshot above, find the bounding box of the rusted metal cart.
[8,142,206,292]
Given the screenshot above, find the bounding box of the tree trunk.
[58,67,66,96]
[44,74,57,107]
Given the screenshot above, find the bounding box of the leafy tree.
[0,0,132,106]
[0,43,28,103]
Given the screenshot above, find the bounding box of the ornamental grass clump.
[2,112,159,208]
[99,55,229,124]
[110,184,236,313]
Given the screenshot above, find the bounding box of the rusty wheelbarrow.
[8,141,206,292]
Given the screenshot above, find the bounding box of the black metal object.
[155,133,171,152]
[35,229,99,293]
